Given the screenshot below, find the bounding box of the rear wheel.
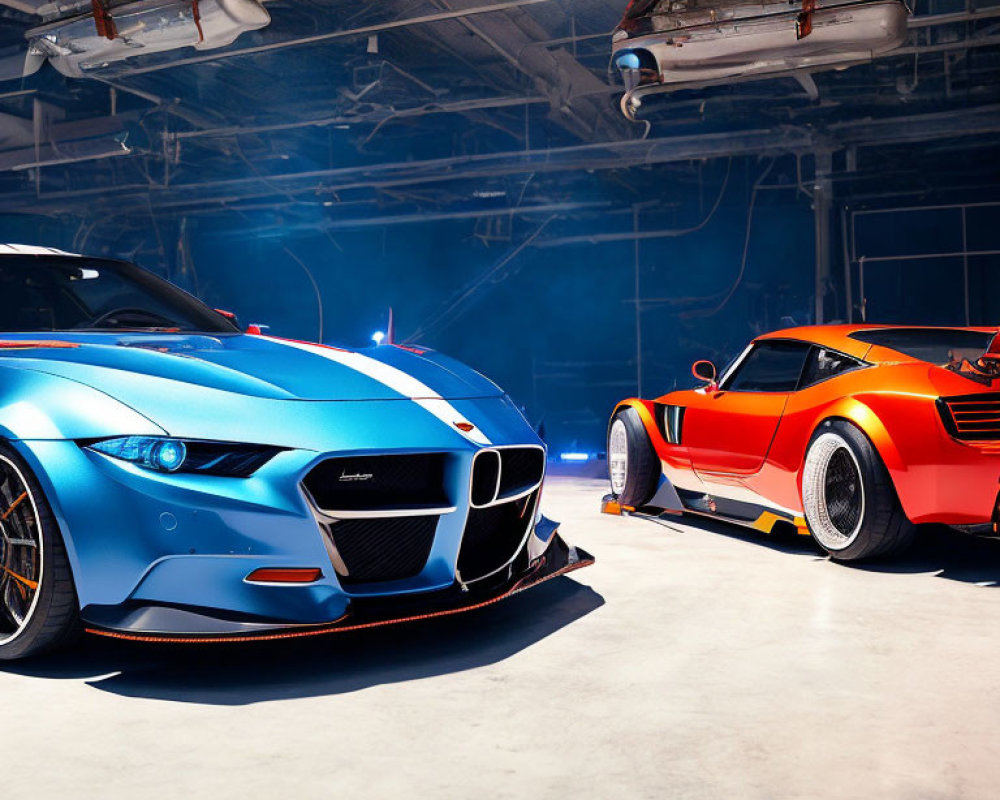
[608,407,660,509]
[801,420,915,562]
[0,446,80,660]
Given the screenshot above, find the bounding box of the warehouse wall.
[178,182,817,453]
[23,160,1000,454]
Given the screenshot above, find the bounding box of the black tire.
[801,420,915,562]
[0,444,80,660]
[607,407,660,508]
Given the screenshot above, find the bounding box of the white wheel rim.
[0,455,43,646]
[802,432,866,551]
[609,418,629,496]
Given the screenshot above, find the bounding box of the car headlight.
[85,437,282,477]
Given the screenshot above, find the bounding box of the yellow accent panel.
[751,511,784,532]
[752,511,810,535]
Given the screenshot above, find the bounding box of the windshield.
[0,256,237,334]
[849,328,995,364]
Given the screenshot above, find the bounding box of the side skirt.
[603,477,808,535]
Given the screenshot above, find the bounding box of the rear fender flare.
[801,398,907,496]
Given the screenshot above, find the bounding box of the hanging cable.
[406,215,555,343]
[700,158,776,317]
[283,247,325,344]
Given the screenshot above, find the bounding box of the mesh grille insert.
[498,448,545,499]
[327,516,438,585]
[471,450,500,506]
[458,491,538,581]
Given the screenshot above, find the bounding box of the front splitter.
[83,534,594,644]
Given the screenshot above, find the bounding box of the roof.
[0,244,78,256]
[757,324,998,362]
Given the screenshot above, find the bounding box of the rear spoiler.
[949,328,1000,384]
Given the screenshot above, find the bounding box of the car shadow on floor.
[854,524,1000,585]
[653,512,1000,586]
[2,577,603,705]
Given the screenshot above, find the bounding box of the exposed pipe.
[908,7,1000,27]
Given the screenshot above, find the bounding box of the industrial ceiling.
[0,0,996,226]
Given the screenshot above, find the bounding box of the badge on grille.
[339,471,373,482]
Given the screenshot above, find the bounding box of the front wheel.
[0,446,80,660]
[801,420,915,562]
[607,407,660,509]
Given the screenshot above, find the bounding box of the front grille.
[939,393,1000,442]
[471,450,500,506]
[304,453,448,511]
[457,491,538,582]
[326,516,438,585]
[498,448,545,499]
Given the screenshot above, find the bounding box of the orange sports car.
[604,325,1000,561]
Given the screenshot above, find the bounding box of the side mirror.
[692,360,718,390]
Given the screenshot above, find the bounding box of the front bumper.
[14,437,594,641]
[80,531,593,642]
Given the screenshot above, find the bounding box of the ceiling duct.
[24,0,269,78]
[613,0,910,116]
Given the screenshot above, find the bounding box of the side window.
[722,341,810,393]
[799,347,865,389]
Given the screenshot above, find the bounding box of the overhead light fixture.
[26,0,270,79]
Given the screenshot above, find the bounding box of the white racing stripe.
[266,337,492,446]
[0,244,77,256]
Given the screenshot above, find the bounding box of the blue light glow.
[89,436,187,472]
[153,440,187,472]
[371,331,386,345]
[559,452,592,462]
[616,52,641,71]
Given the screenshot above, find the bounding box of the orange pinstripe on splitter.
[84,557,595,645]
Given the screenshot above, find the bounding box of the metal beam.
[114,0,557,76]
[209,200,611,231]
[4,103,1000,214]
[2,126,810,213]
[168,94,550,142]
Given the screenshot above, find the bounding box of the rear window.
[849,328,994,364]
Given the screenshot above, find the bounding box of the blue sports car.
[0,244,593,659]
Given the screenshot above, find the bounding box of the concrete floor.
[3,474,1000,799]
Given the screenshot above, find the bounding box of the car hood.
[0,332,503,402]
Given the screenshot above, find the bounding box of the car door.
[684,340,811,476]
